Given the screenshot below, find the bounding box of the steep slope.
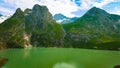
[25,4,65,47]
[0,15,11,24]
[53,13,78,24]
[63,7,120,50]
[0,8,26,49]
[0,4,65,49]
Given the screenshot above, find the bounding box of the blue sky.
[0,0,120,17]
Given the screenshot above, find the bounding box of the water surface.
[0,48,120,68]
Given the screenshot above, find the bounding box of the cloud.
[72,0,120,16]
[0,0,120,17]
[109,7,120,15]
[42,0,79,17]
[3,0,79,17]
[79,0,94,9]
[93,0,115,8]
[77,0,116,10]
[4,0,39,10]
[114,10,120,15]
[0,6,14,15]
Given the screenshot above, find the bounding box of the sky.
[0,0,120,17]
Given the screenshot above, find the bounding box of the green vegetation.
[63,7,120,50]
[0,4,64,49]
[0,5,120,50]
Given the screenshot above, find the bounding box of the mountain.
[53,13,78,24]
[25,4,65,47]
[63,7,120,50]
[0,14,2,17]
[53,13,67,20]
[0,15,11,24]
[1,6,120,50]
[0,4,65,49]
[0,14,11,24]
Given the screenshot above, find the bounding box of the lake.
[0,48,120,68]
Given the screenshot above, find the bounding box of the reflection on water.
[23,48,31,58]
[114,65,120,68]
[53,62,77,68]
[0,58,8,68]
[0,48,120,68]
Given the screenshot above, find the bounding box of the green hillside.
[63,7,120,50]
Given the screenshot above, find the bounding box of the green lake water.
[0,48,120,68]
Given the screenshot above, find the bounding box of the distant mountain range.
[0,13,78,24]
[0,5,120,50]
[0,14,2,17]
[53,13,78,24]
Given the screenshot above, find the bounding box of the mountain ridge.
[63,7,120,50]
[0,4,65,49]
[0,6,120,50]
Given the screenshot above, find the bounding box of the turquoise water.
[0,48,120,68]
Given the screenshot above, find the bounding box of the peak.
[91,7,98,9]
[89,7,105,11]
[87,7,108,14]
[12,8,24,18]
[16,8,23,12]
[82,7,108,18]
[24,8,32,13]
[89,7,105,12]
[14,8,23,14]
[34,4,40,7]
[33,4,48,11]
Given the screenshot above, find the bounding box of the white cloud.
[109,7,120,15]
[93,0,115,8]
[1,0,120,17]
[77,0,116,10]
[3,0,79,17]
[43,0,79,17]
[114,10,120,15]
[4,0,39,10]
[79,0,94,9]
[0,6,14,15]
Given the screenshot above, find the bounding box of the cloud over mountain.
[0,0,120,17]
